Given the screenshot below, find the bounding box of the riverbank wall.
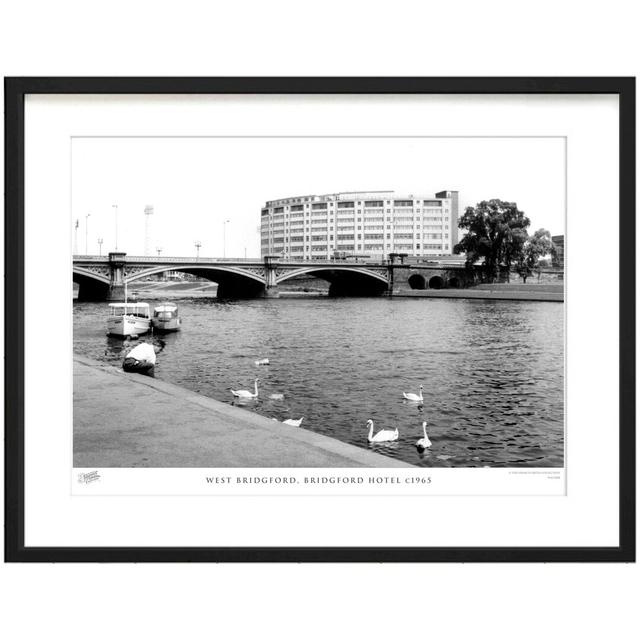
[73,356,412,468]
[389,283,564,302]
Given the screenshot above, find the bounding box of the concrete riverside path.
[74,356,412,468]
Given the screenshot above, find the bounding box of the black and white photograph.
[72,135,565,474]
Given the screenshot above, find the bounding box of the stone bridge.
[73,253,475,301]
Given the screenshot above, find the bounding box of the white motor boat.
[106,302,152,337]
[151,303,181,333]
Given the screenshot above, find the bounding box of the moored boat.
[151,303,181,333]
[106,302,152,337]
[122,342,156,376]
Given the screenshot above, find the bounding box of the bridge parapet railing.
[123,256,263,263]
[121,256,389,264]
[73,255,405,267]
[73,255,265,263]
[74,255,391,265]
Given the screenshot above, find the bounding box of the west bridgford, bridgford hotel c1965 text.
[260,190,459,260]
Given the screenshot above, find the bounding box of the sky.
[71,136,565,258]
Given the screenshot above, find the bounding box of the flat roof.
[265,190,452,206]
[108,302,150,308]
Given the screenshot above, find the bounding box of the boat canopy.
[108,302,151,316]
[125,342,156,365]
[109,302,150,309]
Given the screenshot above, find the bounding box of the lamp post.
[112,204,119,250]
[223,219,230,258]
[97,238,103,256]
[85,213,91,254]
[144,205,154,256]
[156,247,162,256]
[195,241,201,261]
[73,219,79,255]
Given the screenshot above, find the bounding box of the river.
[73,296,564,468]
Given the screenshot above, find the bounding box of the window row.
[265,198,448,212]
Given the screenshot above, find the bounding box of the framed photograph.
[4,77,635,562]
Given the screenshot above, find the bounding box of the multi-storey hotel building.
[260,190,459,260]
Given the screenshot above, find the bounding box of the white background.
[28,94,602,547]
[1,2,638,640]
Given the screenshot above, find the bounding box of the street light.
[223,219,230,258]
[85,213,91,254]
[73,219,79,255]
[97,238,104,256]
[112,204,118,250]
[195,241,202,261]
[156,247,163,256]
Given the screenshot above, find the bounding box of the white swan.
[367,419,399,443]
[255,358,270,366]
[416,421,432,450]
[403,384,424,402]
[283,417,304,427]
[230,378,259,399]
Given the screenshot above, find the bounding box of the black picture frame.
[4,77,636,563]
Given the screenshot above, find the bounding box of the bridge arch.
[408,274,427,290]
[73,267,110,301]
[428,275,445,290]
[276,266,389,297]
[125,264,267,299]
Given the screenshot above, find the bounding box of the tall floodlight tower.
[144,205,154,256]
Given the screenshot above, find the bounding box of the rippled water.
[73,296,564,467]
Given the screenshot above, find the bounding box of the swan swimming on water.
[416,421,432,450]
[283,417,304,427]
[403,384,424,403]
[230,378,259,399]
[366,419,399,443]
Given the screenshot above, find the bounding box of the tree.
[454,199,530,282]
[515,228,555,283]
